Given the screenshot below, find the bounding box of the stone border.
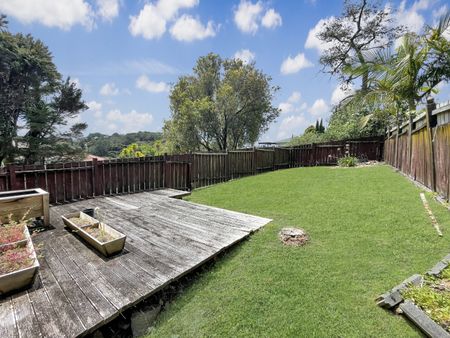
[377,274,422,308]
[400,301,450,338]
[378,253,450,337]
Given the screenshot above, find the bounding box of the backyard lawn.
[148,165,450,337]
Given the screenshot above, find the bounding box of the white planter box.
[0,227,39,295]
[61,211,126,257]
[0,188,50,226]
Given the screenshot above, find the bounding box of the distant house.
[84,154,108,161]
[258,141,289,148]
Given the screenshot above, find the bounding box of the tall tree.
[0,16,87,164]
[21,79,88,163]
[165,53,280,152]
[316,0,404,92]
[344,11,450,122]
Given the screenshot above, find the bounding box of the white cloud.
[105,109,154,133]
[277,114,309,140]
[100,82,119,96]
[0,0,94,30]
[261,8,282,29]
[331,84,354,105]
[136,75,170,93]
[280,53,313,75]
[87,100,103,118]
[234,0,263,34]
[96,0,120,22]
[234,49,255,64]
[304,17,336,53]
[278,91,303,114]
[170,15,216,41]
[129,4,167,39]
[395,0,430,34]
[156,0,199,18]
[129,0,207,40]
[308,99,329,117]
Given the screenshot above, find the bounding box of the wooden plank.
[11,292,42,338]
[47,241,117,319]
[0,190,271,338]
[55,235,129,310]
[0,298,18,338]
[400,300,450,338]
[38,253,87,336]
[41,241,104,329]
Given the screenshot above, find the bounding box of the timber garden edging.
[0,225,39,296]
[378,253,450,338]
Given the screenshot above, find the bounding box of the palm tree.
[341,11,450,128]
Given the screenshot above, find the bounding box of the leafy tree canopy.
[0,16,87,164]
[164,53,280,153]
[85,131,163,157]
[317,0,404,92]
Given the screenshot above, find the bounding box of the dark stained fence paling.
[0,137,383,203]
[2,156,173,204]
[384,98,450,201]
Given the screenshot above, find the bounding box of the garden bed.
[62,211,126,257]
[0,223,39,295]
[378,254,450,337]
[0,188,50,226]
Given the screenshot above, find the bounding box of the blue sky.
[1,0,449,141]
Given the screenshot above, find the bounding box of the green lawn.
[148,165,450,337]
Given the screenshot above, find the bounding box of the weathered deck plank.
[0,189,271,337]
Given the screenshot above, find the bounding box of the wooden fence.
[384,98,450,201]
[0,138,383,204]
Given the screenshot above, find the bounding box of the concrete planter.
[0,188,50,226]
[0,226,39,295]
[62,211,126,257]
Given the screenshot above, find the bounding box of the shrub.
[0,211,31,245]
[338,156,359,167]
[0,245,33,274]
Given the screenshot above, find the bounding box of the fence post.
[187,162,192,191]
[311,144,316,166]
[272,148,275,171]
[408,113,413,175]
[91,158,98,197]
[162,153,168,188]
[253,147,257,174]
[426,97,437,191]
[8,165,17,190]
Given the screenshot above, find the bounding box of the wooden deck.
[0,190,271,338]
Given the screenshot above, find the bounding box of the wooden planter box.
[0,226,39,295]
[0,188,49,226]
[61,211,126,257]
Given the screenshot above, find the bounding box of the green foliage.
[289,120,328,145]
[317,0,404,91]
[118,143,157,158]
[289,130,327,146]
[20,79,88,163]
[337,155,359,167]
[164,53,280,152]
[0,17,87,164]
[312,5,449,142]
[340,11,450,129]
[402,285,450,331]
[147,166,450,337]
[84,131,162,157]
[402,266,450,332]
